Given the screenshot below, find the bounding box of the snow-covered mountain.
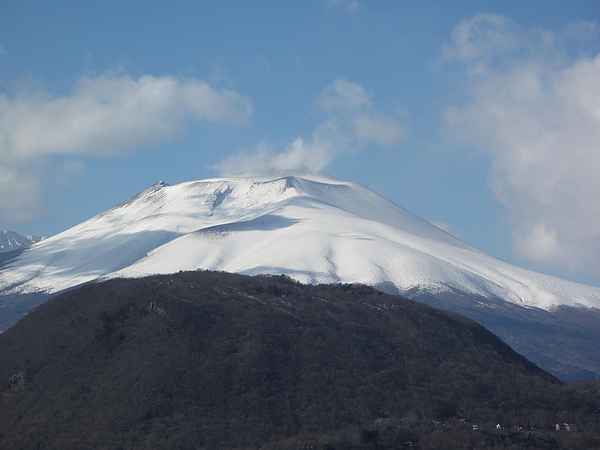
[0,230,45,253]
[1,174,599,379]
[2,174,599,309]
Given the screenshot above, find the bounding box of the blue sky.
[1,0,599,287]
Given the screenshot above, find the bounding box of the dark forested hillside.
[0,271,598,449]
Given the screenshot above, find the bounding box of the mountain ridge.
[3,270,599,449]
[0,230,45,253]
[1,173,599,379]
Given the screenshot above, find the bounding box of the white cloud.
[443,14,600,279]
[215,138,334,176]
[325,0,361,13]
[214,77,405,176]
[564,19,599,42]
[315,77,406,147]
[0,72,252,222]
[0,73,251,158]
[440,13,523,75]
[54,160,86,187]
[0,165,45,223]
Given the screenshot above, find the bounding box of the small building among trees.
[555,422,578,431]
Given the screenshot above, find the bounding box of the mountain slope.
[2,174,599,309]
[0,230,45,253]
[1,173,599,379]
[2,271,598,449]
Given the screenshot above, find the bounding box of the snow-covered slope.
[1,174,600,312]
[0,230,45,253]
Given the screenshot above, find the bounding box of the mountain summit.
[1,174,599,378]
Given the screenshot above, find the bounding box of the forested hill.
[0,271,598,449]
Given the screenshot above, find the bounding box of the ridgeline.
[0,271,599,449]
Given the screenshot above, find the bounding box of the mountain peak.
[2,174,600,378]
[0,230,46,253]
[2,174,599,310]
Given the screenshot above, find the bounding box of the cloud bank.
[443,14,600,278]
[215,77,405,175]
[0,72,252,222]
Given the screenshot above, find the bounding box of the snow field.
[1,174,599,311]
